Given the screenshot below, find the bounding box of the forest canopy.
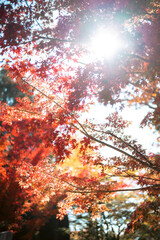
[0,0,160,238]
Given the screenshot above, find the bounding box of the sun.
[90,28,123,60]
[79,27,124,64]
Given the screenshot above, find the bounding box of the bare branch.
[34,34,75,43]
[124,53,149,62]
[66,184,160,194]
[84,132,160,172]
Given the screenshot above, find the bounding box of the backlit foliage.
[0,0,160,237]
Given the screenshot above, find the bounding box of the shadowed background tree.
[0,68,25,105]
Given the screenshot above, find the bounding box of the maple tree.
[0,0,160,237]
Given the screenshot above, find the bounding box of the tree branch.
[21,77,89,136]
[66,184,160,194]
[124,53,149,62]
[86,126,150,162]
[84,132,160,172]
[34,34,75,43]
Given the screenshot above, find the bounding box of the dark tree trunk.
[39,215,70,240]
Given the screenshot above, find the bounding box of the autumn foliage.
[0,0,160,238]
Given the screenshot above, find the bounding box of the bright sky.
[84,101,159,156]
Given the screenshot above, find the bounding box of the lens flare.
[90,28,123,59]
